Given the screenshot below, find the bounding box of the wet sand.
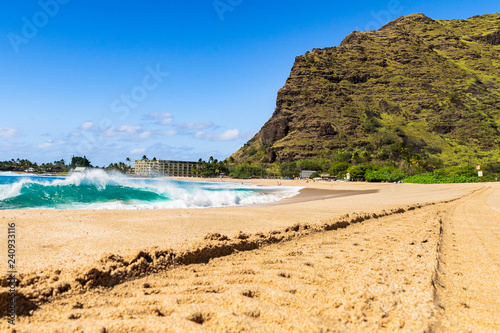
[1,180,499,332]
[268,187,379,205]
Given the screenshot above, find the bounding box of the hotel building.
[134,159,199,177]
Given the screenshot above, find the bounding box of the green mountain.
[231,13,500,171]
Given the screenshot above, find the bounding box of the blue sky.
[0,1,498,166]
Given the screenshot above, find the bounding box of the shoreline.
[262,187,379,206]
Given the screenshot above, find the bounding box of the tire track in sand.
[14,203,446,332]
[433,186,500,331]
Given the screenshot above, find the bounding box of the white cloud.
[159,117,173,125]
[130,148,146,155]
[80,121,94,130]
[37,143,51,149]
[36,139,65,149]
[138,131,151,139]
[146,112,174,125]
[175,121,214,130]
[218,129,240,141]
[148,112,171,118]
[162,129,177,136]
[194,129,240,141]
[0,127,19,139]
[100,127,119,137]
[100,125,143,137]
[119,125,142,134]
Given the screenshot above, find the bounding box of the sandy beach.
[1,179,499,332]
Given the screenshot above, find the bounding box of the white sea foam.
[0,169,302,210]
[0,182,24,201]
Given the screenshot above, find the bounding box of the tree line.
[0,156,133,173]
[2,154,497,184]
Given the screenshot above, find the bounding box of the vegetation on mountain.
[229,13,500,182]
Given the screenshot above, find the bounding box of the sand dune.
[1,180,499,332]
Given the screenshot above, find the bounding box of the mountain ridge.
[230,13,500,170]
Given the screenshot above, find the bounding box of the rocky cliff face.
[231,13,500,166]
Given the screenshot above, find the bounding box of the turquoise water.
[0,170,300,210]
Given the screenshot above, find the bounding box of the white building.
[300,170,317,178]
[134,159,199,177]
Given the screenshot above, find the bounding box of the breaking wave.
[0,170,301,210]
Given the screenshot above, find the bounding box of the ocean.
[0,170,301,210]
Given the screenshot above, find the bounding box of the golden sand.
[1,180,499,332]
